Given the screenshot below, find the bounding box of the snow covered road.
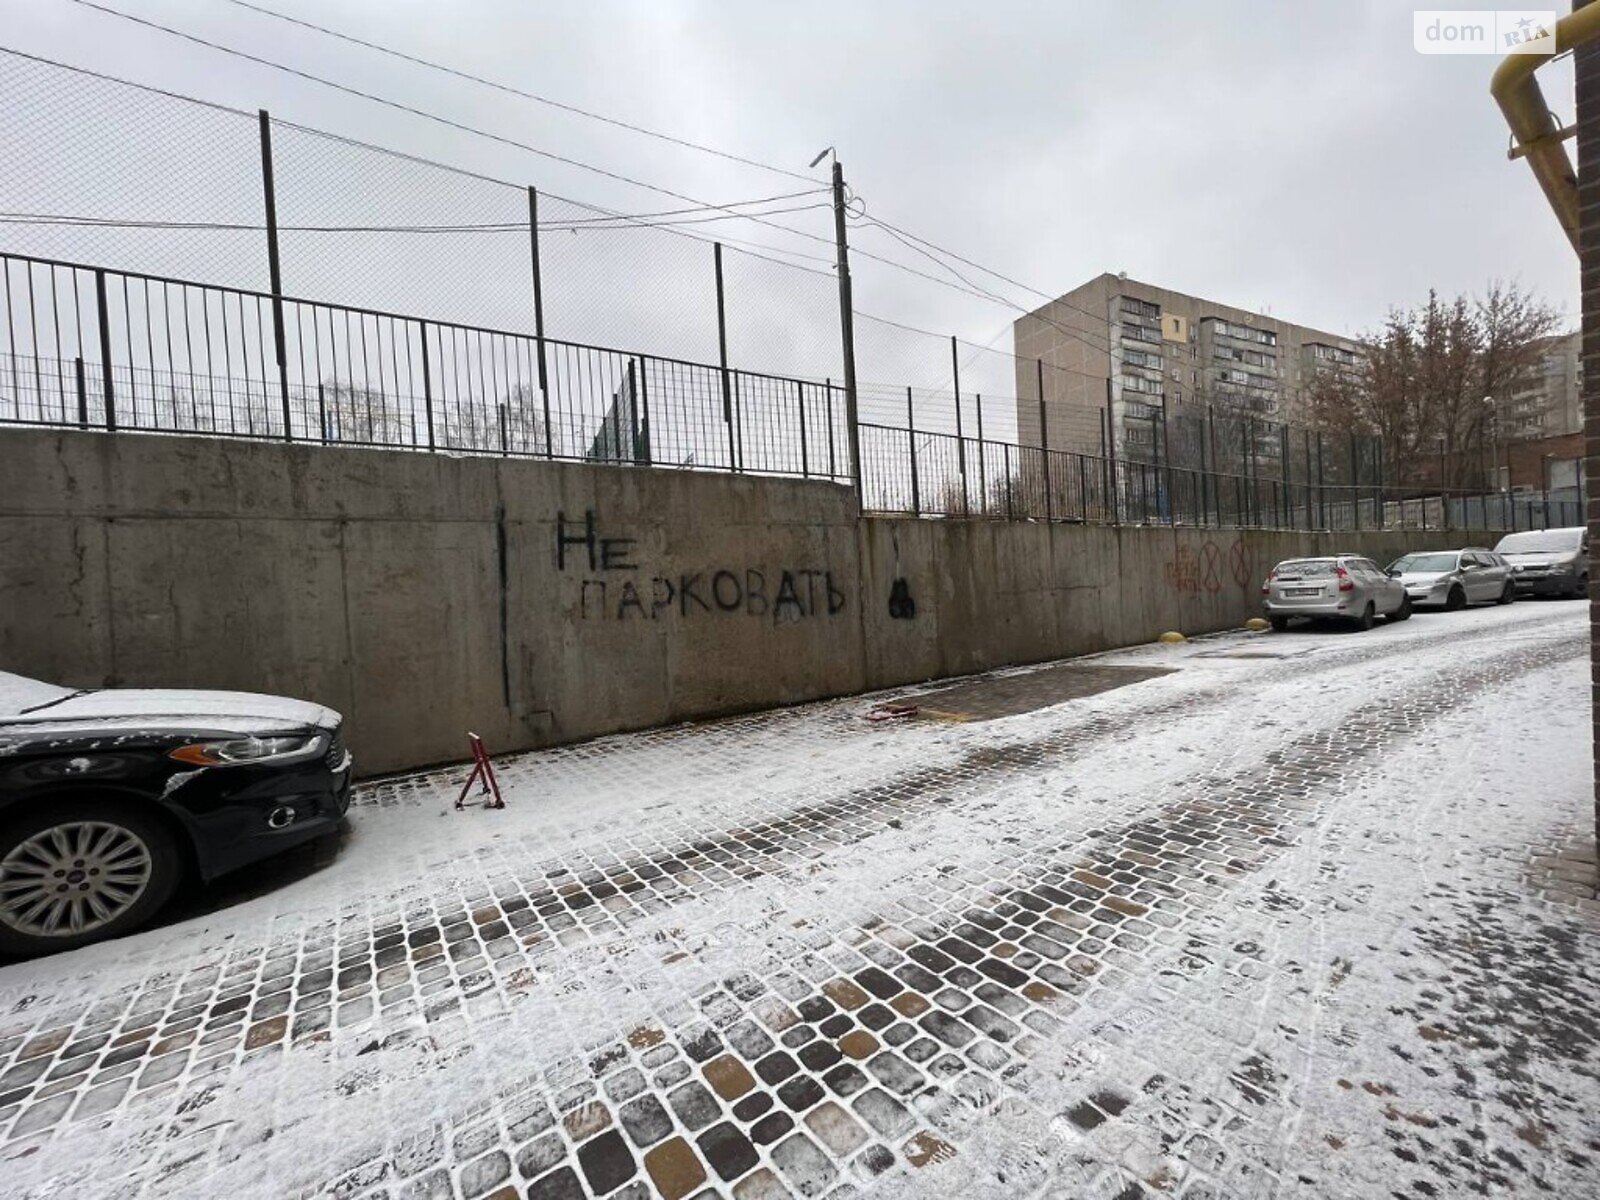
[0,601,1594,1199]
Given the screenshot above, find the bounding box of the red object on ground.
[865,702,919,722]
[454,732,505,810]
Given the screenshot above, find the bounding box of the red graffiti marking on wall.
[1228,539,1255,591]
[1166,538,1252,595]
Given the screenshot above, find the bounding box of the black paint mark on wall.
[556,509,636,572]
[579,569,846,623]
[557,509,846,624]
[888,578,916,620]
[496,502,511,706]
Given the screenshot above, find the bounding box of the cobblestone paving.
[0,608,1592,1199]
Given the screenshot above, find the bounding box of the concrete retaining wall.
[0,430,1505,774]
[855,521,1486,689]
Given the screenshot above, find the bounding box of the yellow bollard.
[1244,617,1270,632]
[1158,631,1187,644]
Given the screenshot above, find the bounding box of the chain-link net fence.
[0,50,265,291]
[3,47,1552,533]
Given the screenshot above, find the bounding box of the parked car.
[1262,554,1411,631]
[1493,527,1590,598]
[1385,548,1514,610]
[0,672,351,957]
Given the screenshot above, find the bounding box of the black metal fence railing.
[857,423,1584,534]
[0,252,851,480]
[1,251,1585,535]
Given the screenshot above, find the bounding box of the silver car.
[1262,554,1411,631]
[1494,527,1590,598]
[1386,548,1514,610]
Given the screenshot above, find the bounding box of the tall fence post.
[1375,436,1385,529]
[1240,419,1251,526]
[1105,376,1119,525]
[257,111,293,441]
[975,391,987,514]
[1280,423,1290,530]
[825,378,837,478]
[1206,404,1217,526]
[950,335,968,515]
[1303,430,1313,532]
[420,321,435,451]
[1037,359,1052,523]
[1350,431,1362,531]
[906,385,920,516]
[74,356,87,428]
[1160,394,1173,524]
[795,379,809,478]
[830,160,863,504]
[528,187,553,458]
[94,269,115,431]
[1004,442,1013,519]
[636,357,652,464]
[713,242,737,470]
[1316,431,1327,529]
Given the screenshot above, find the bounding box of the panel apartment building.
[1503,331,1582,440]
[1012,273,1361,465]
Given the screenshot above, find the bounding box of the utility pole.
[258,110,292,441]
[829,158,863,503]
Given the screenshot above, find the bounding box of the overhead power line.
[62,0,840,261]
[35,6,1133,385]
[0,45,840,276]
[221,0,820,185]
[207,0,1120,350]
[58,0,1097,325]
[0,197,833,234]
[218,0,1089,326]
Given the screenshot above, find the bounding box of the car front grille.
[324,726,347,771]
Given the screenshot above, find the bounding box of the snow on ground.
[0,600,1592,1200]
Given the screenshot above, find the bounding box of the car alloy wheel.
[0,820,155,939]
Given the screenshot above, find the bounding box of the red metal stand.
[454,732,505,810]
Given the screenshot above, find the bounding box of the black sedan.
[0,671,351,957]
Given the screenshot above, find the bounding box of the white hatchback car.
[1262,554,1411,632]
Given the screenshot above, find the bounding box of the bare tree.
[318,381,417,446]
[1306,282,1561,490]
[438,382,545,454]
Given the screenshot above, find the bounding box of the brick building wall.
[1579,8,1600,848]
[1505,430,1586,490]
[1398,430,1583,492]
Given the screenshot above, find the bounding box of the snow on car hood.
[0,672,74,715]
[0,673,338,734]
[1396,571,1451,585]
[1500,551,1577,566]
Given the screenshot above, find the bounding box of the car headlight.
[169,734,323,767]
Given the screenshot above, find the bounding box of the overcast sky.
[0,0,1580,422]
